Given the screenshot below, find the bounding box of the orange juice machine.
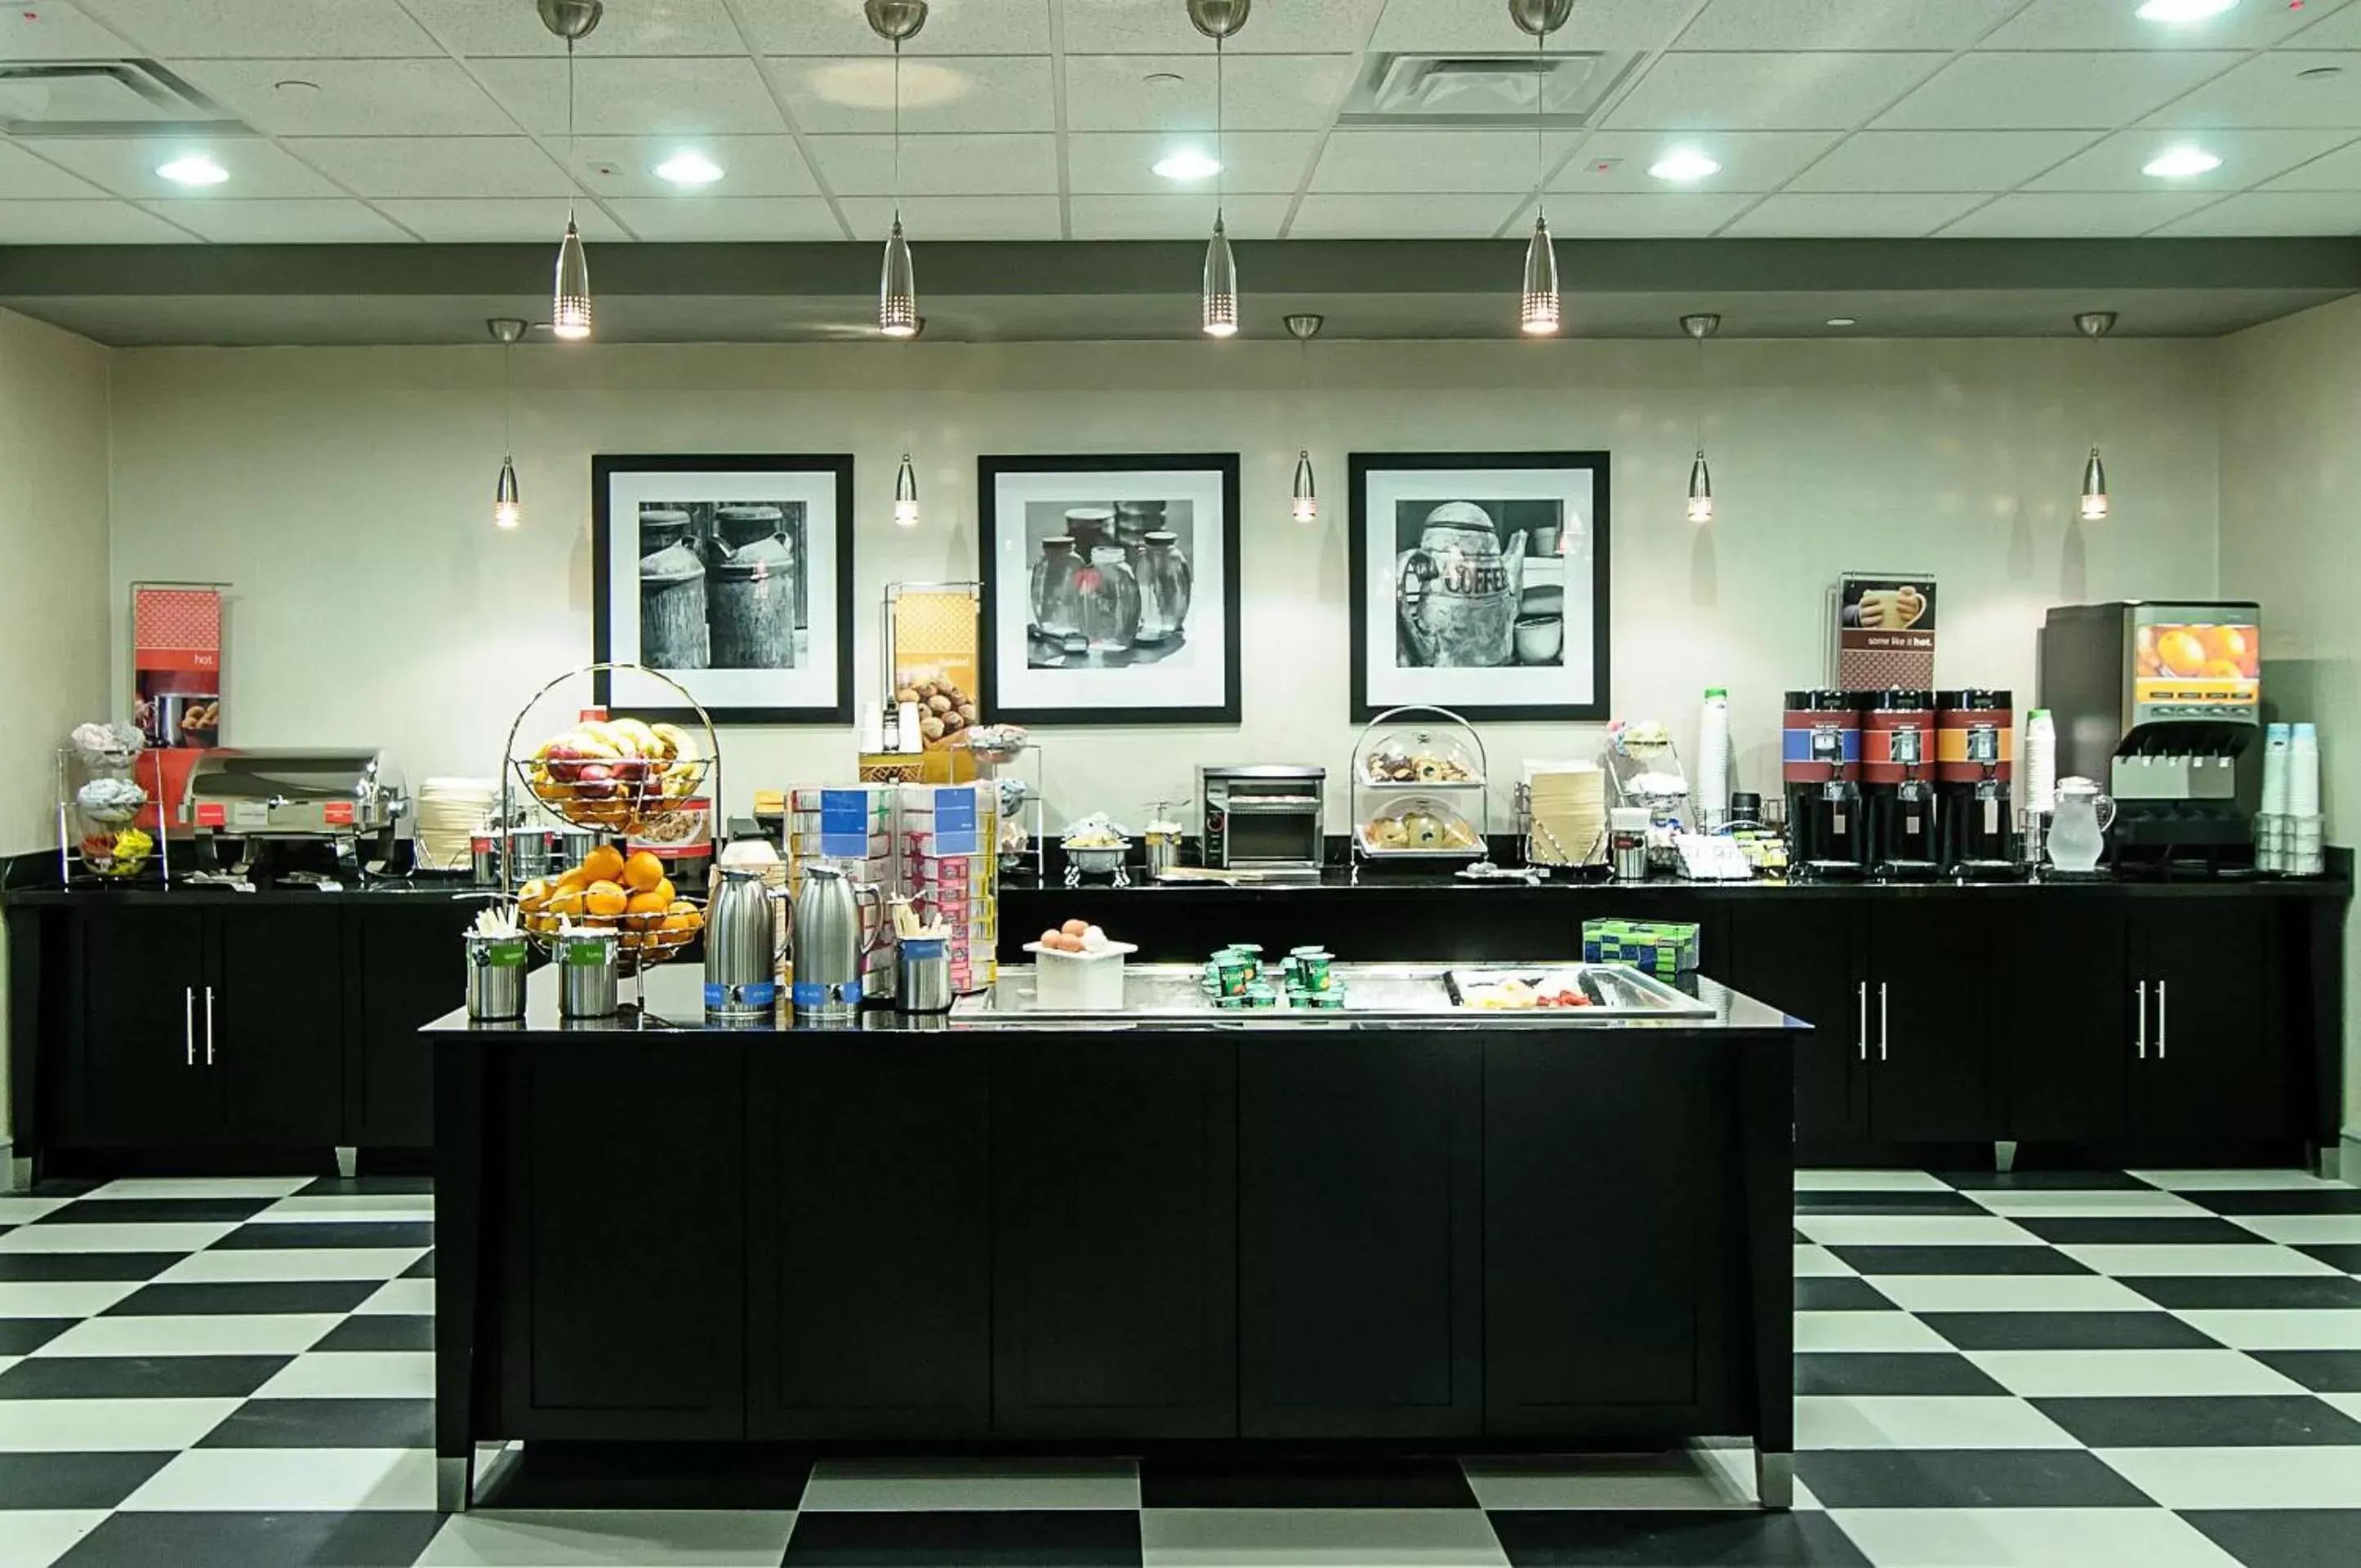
[2038,601,2262,864]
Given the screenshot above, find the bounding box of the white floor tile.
[121,1446,437,1511]
[353,1278,434,1316]
[154,1248,429,1285]
[1869,1276,2154,1314]
[1460,1446,1756,1510]
[1827,1506,2241,1567]
[0,1198,76,1224]
[1964,1191,2208,1218]
[2130,1169,2343,1192]
[0,1281,139,1320]
[86,1177,311,1200]
[1795,1395,2078,1450]
[1794,1215,2040,1248]
[252,1196,434,1223]
[2227,1215,2361,1245]
[2097,1445,2361,1508]
[0,1509,109,1568]
[1962,1349,2307,1398]
[1794,1245,1857,1278]
[1140,1508,1510,1567]
[1795,1170,1953,1192]
[2055,1244,2339,1278]
[0,1396,239,1452]
[801,1456,1138,1511]
[0,1223,234,1254]
[33,1312,344,1357]
[416,1510,799,1566]
[1794,1311,1954,1352]
[253,1351,434,1399]
[2169,1309,2361,1350]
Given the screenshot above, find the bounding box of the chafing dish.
[180,747,408,881]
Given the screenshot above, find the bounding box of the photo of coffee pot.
[1397,502,1528,668]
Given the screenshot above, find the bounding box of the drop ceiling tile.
[2287,2,2361,47]
[1677,0,2026,51]
[76,0,440,56]
[1874,51,2244,130]
[369,198,629,243]
[0,2,136,60]
[281,136,571,200]
[2152,189,2361,234]
[2027,127,2354,193]
[1721,191,1985,238]
[471,56,785,136]
[1937,190,2223,237]
[402,0,746,57]
[33,136,343,199]
[1067,130,1321,194]
[0,143,108,199]
[1313,129,1581,194]
[1063,0,1384,55]
[837,194,1063,240]
[1288,191,1526,238]
[137,198,412,243]
[776,55,1056,134]
[2263,136,2361,189]
[605,195,844,242]
[802,133,1057,196]
[1605,52,1949,131]
[1064,53,1356,132]
[1067,191,1291,239]
[173,59,518,136]
[0,197,194,241]
[567,135,819,198]
[1788,130,2101,193]
[742,0,1054,56]
[1553,130,1838,193]
[2145,52,2361,127]
[1370,0,1691,53]
[1985,0,2354,51]
[1521,190,1757,238]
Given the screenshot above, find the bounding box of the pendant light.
[488,317,526,530]
[869,2,927,338]
[1189,1,1249,336]
[540,1,600,341]
[1509,0,1571,335]
[894,452,920,528]
[1285,313,1322,523]
[1682,312,1719,524]
[2075,310,2116,521]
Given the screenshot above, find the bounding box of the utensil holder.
[463,933,528,1021]
[896,937,954,1014]
[557,929,619,1018]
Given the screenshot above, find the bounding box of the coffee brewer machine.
[1936,689,2019,878]
[2038,600,2262,872]
[1783,689,1866,878]
[1861,688,1940,879]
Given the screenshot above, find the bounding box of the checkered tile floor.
[3,1169,2359,1565]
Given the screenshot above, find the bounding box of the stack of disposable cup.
[2291,722,2324,875]
[1697,688,1731,831]
[2257,722,2291,873]
[2021,710,2057,863]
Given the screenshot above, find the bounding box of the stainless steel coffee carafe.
[704,867,782,1022]
[790,864,880,1020]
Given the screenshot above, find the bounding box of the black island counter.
[422,960,1803,1512]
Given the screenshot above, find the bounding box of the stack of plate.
[416,777,498,872]
[1526,763,1607,867]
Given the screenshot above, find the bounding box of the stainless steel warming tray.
[956,960,1715,1027]
[181,747,407,838]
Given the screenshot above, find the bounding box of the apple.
[573,762,619,800]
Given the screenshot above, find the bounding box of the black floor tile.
[0,1318,76,1355]
[402,1250,434,1278]
[475,1441,812,1509]
[2179,1188,2361,1216]
[1793,1191,1987,1215]
[2249,1350,2361,1392]
[1829,1245,2091,1276]
[1795,1449,2155,1510]
[1490,1508,1869,1566]
[314,1314,431,1352]
[1795,1351,2007,1396]
[2032,1394,2361,1448]
[0,1354,289,1400]
[25,1178,100,1198]
[1941,1169,2153,1191]
[0,1252,186,1283]
[1795,1277,1894,1312]
[783,1510,1142,1567]
[2293,1243,2361,1272]
[0,1450,174,1510]
[2014,1216,2259,1245]
[2183,1508,2361,1568]
[197,1396,434,1449]
[53,1510,445,1568]
[209,1220,434,1251]
[1139,1454,1477,1508]
[295,1174,434,1196]
[103,1280,381,1316]
[33,1196,278,1225]
[1918,1311,2222,1351]
[2123,1275,2361,1312]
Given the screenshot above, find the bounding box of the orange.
[583,880,629,918]
[2156,629,2207,677]
[2202,625,2251,665]
[622,849,665,892]
[515,878,552,914]
[555,867,590,894]
[652,876,676,907]
[662,909,698,933]
[581,844,626,884]
[547,885,586,919]
[625,889,669,928]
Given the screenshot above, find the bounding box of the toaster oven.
[1197,765,1325,875]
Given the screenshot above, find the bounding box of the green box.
[1580,917,1700,977]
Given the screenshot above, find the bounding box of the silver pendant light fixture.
[1682,312,1719,524]
[1285,314,1323,523]
[1188,1,1249,336]
[1510,0,1571,335]
[894,452,920,528]
[540,0,599,341]
[869,1,927,339]
[489,317,526,530]
[2075,310,2116,521]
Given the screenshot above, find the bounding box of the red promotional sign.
[195,802,226,827]
[323,801,355,826]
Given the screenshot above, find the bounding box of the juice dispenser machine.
[1860,688,1939,880]
[1936,688,2018,878]
[1783,689,1866,878]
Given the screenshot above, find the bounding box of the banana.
[651,723,697,764]
[611,718,662,757]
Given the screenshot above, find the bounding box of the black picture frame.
[1348,450,1613,723]
[590,452,857,725]
[978,452,1244,727]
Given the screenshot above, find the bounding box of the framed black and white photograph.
[978,452,1241,725]
[591,453,855,724]
[1349,451,1611,722]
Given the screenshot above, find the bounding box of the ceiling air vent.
[1338,51,1641,128]
[0,60,246,139]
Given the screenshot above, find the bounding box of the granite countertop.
[5,875,493,906]
[1004,865,2351,898]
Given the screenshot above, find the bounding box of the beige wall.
[106,336,2223,835]
[2221,293,2361,1142]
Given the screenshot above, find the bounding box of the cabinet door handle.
[1878,982,1890,1062]
[2156,981,2167,1060]
[1856,981,1868,1060]
[2136,981,2147,1060]
[203,985,216,1066]
[184,987,194,1066]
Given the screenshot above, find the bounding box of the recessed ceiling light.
[155,154,228,186]
[2144,146,2223,177]
[2299,64,2343,80]
[1144,71,1184,85]
[1153,147,1221,180]
[1648,149,1722,182]
[272,78,319,94]
[654,150,723,185]
[1825,317,1858,327]
[2136,0,2238,20]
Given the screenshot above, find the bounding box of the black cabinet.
[347,901,476,1147]
[212,907,345,1145]
[991,1037,1236,1439]
[2133,908,2283,1141]
[1722,903,1864,1143]
[1865,905,1999,1142]
[73,905,216,1146]
[2001,902,2131,1143]
[746,1040,991,1440]
[1238,1040,1481,1438]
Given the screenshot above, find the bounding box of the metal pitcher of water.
[704,867,783,1022]
[791,864,881,1021]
